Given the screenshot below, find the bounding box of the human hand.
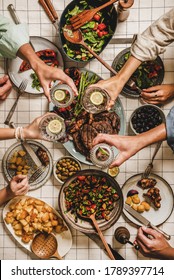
[92,76,124,110]
[34,61,78,102]
[7,175,29,197]
[135,226,173,259]
[23,112,52,140]
[0,75,12,101]
[140,84,174,105]
[92,133,142,167]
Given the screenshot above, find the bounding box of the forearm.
[17,43,43,70]
[159,247,174,260]
[136,123,167,150]
[0,187,13,206]
[0,128,15,140]
[116,55,142,86]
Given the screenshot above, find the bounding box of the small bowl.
[129,104,165,135]
[53,156,82,184]
[50,84,74,108]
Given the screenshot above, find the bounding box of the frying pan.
[58,169,123,233]
[59,0,117,62]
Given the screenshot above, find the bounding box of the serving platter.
[122,173,174,226]
[7,36,64,94]
[2,140,53,190]
[58,169,123,233]
[3,196,72,258]
[112,47,164,98]
[49,68,126,165]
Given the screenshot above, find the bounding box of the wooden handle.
[52,250,63,260]
[45,0,58,20]
[90,215,115,260]
[39,0,55,23]
[95,0,118,13]
[81,42,117,75]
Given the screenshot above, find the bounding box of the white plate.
[122,173,174,226]
[3,196,72,258]
[7,36,64,94]
[2,140,53,191]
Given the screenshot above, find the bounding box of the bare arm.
[93,123,167,167]
[95,55,142,108]
[17,44,77,102]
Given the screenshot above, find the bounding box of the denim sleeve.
[166,106,174,151]
[0,15,29,59]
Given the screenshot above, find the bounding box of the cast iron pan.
[58,169,123,233]
[111,47,165,98]
[59,0,117,62]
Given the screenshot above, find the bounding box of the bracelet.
[15,127,20,140]
[20,127,24,141]
[14,127,25,141]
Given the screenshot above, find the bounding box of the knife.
[22,142,43,168]
[9,122,42,168]
[109,38,133,44]
[124,204,171,240]
[7,4,35,50]
[84,232,125,260]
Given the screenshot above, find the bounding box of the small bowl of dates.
[53,156,81,184]
[129,104,165,134]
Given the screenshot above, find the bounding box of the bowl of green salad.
[59,0,117,62]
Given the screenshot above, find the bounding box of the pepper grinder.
[117,0,134,22]
[114,226,139,250]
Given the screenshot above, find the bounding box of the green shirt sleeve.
[0,15,29,59]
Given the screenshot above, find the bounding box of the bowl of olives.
[129,104,165,135]
[53,156,81,184]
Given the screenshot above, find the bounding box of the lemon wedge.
[48,119,62,134]
[90,91,104,105]
[54,89,66,102]
[107,166,120,177]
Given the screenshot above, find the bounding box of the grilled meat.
[80,124,98,150]
[91,120,113,134]
[137,178,157,189]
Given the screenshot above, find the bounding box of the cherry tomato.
[93,14,101,21]
[98,23,107,31]
[78,176,86,181]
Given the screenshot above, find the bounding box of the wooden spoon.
[63,25,117,76]
[63,25,141,93]
[78,211,115,260]
[31,232,63,260]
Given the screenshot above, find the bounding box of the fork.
[70,0,118,30]
[4,79,28,126]
[141,141,162,179]
[29,166,45,184]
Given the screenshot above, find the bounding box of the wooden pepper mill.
[114,226,139,250]
[117,0,134,22]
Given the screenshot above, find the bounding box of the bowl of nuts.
[53,156,81,184]
[129,104,165,135]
